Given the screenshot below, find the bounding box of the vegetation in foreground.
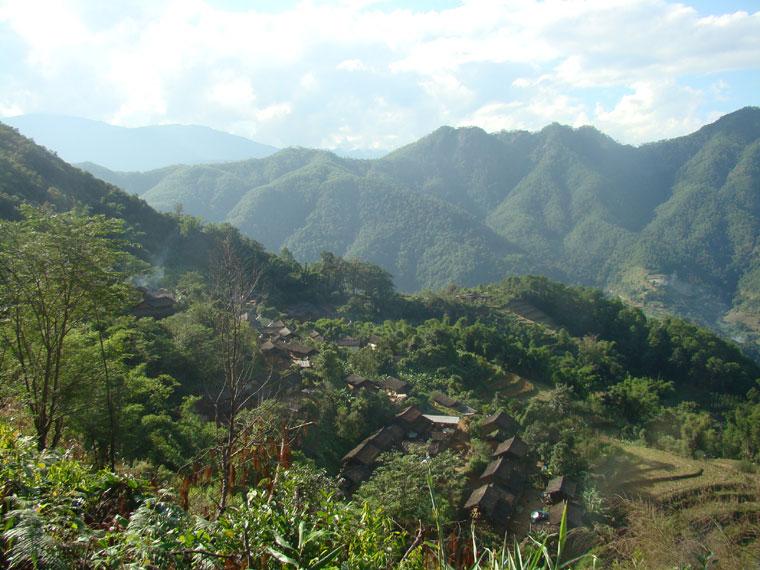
[1,202,759,567]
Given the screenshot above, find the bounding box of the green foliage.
[355,444,465,530]
[600,377,673,426]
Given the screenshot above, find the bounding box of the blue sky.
[1,0,758,150]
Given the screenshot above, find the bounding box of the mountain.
[0,120,305,304]
[78,108,760,353]
[2,114,278,171]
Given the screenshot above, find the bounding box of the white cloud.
[300,72,318,91]
[594,80,704,143]
[337,59,368,72]
[208,76,256,109]
[255,103,292,123]
[0,0,758,147]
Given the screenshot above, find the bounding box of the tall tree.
[208,238,270,512]
[0,206,141,450]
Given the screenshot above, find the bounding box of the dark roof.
[346,374,376,390]
[367,424,404,450]
[341,464,371,485]
[381,376,410,394]
[260,340,280,353]
[395,406,423,424]
[493,435,529,459]
[480,457,524,484]
[342,440,382,465]
[481,411,517,432]
[368,334,383,344]
[283,343,316,356]
[545,476,577,497]
[463,484,516,521]
[549,501,585,528]
[431,392,458,408]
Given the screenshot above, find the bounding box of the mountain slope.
[0,121,295,300]
[76,108,760,352]
[3,114,278,171]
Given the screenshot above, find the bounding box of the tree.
[207,237,272,512]
[0,206,141,450]
[355,445,464,530]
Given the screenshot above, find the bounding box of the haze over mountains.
[3,114,389,170]
[2,114,280,171]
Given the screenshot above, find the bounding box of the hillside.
[0,122,306,304]
[3,114,278,170]
[78,108,760,354]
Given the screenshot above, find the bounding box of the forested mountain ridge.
[0,122,312,304]
[78,108,760,352]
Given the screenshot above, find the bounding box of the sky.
[0,0,758,151]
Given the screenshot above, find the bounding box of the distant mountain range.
[76,108,760,352]
[3,114,389,170]
[2,114,279,171]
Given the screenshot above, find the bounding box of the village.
[131,286,586,535]
[250,309,586,536]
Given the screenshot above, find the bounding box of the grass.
[592,440,760,568]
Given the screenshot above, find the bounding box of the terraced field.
[595,441,760,568]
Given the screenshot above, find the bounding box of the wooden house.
[345,374,378,391]
[395,406,432,438]
[543,476,577,505]
[479,411,519,439]
[479,457,526,491]
[342,439,382,467]
[464,483,516,526]
[380,376,410,396]
[132,288,176,319]
[367,424,405,451]
[431,392,459,409]
[492,435,529,461]
[549,501,585,529]
[336,337,362,351]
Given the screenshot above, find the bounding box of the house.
[422,414,461,429]
[548,501,585,529]
[345,374,378,391]
[132,288,176,319]
[492,435,529,461]
[308,330,325,343]
[479,457,526,491]
[342,440,382,467]
[277,327,294,339]
[543,476,577,505]
[336,337,362,351]
[395,406,432,437]
[339,464,372,491]
[380,376,410,396]
[282,343,316,358]
[428,429,457,456]
[260,340,285,356]
[431,392,459,409]
[259,320,286,337]
[464,483,516,526]
[367,335,383,349]
[479,411,519,439]
[366,424,404,450]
